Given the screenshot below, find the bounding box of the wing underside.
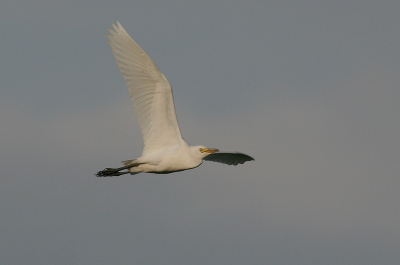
[107,22,184,154]
[203,152,255,166]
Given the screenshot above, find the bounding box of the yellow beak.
[202,148,219,154]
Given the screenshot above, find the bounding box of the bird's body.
[128,145,208,174]
[96,22,254,177]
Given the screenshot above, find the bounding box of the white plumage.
[97,22,254,177]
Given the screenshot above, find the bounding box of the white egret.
[97,22,254,177]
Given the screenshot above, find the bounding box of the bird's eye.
[199,148,203,152]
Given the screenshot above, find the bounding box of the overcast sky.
[1,1,400,264]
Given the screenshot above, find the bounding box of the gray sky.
[1,1,400,264]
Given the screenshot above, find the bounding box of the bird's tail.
[121,159,136,165]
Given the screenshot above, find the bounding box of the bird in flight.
[96,22,254,177]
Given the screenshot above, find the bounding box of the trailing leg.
[96,162,140,177]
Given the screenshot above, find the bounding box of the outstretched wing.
[203,152,254,166]
[107,22,185,155]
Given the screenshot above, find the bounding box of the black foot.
[96,168,129,177]
[96,162,140,177]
